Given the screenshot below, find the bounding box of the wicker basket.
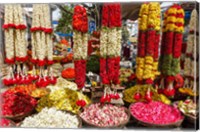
[79,104,130,128]
[2,109,34,121]
[129,103,184,128]
[173,101,198,124]
[184,113,198,124]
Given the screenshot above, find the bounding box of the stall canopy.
[121,3,141,21]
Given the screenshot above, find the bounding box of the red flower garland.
[137,31,146,57]
[164,32,174,55]
[154,33,160,60]
[100,58,109,84]
[30,27,53,34]
[102,4,109,27]
[146,30,156,56]
[2,24,26,30]
[72,5,88,33]
[74,60,86,89]
[100,3,121,85]
[5,58,15,64]
[15,56,29,63]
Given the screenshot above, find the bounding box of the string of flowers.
[184,9,198,90]
[132,2,161,102]
[135,3,148,82]
[72,5,88,89]
[31,4,56,88]
[3,4,29,86]
[99,3,122,103]
[159,4,185,97]
[135,3,161,85]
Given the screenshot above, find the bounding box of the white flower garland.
[115,28,122,57]
[4,5,14,60]
[31,4,53,62]
[73,31,88,60]
[100,28,108,57]
[184,9,198,77]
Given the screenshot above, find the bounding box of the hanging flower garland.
[183,9,199,91]
[72,5,88,89]
[124,2,161,103]
[100,4,109,85]
[99,3,122,103]
[135,3,161,85]
[159,4,185,97]
[135,3,148,82]
[31,4,56,88]
[2,4,30,86]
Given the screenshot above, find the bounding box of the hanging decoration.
[182,9,199,94]
[2,4,30,86]
[159,4,185,97]
[124,2,161,103]
[30,4,56,88]
[72,5,88,89]
[99,3,122,103]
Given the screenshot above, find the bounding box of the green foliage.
[55,5,73,34]
[86,55,100,74]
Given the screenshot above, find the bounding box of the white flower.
[21,107,79,128]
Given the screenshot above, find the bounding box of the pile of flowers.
[130,101,183,125]
[20,107,80,128]
[36,88,90,114]
[47,77,78,92]
[123,85,161,103]
[30,88,50,98]
[6,83,37,95]
[61,68,75,79]
[159,4,185,97]
[72,5,88,89]
[80,103,129,127]
[1,91,37,116]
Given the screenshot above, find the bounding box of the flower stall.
[0,2,199,130]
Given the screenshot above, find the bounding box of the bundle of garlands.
[30,4,56,88]
[3,4,30,86]
[72,5,88,89]
[99,3,122,103]
[182,9,199,95]
[159,4,185,98]
[123,2,161,103]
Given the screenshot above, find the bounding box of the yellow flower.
[142,3,149,15]
[168,7,177,15]
[176,18,184,24]
[175,27,184,33]
[167,16,176,23]
[177,8,184,16]
[166,23,175,31]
